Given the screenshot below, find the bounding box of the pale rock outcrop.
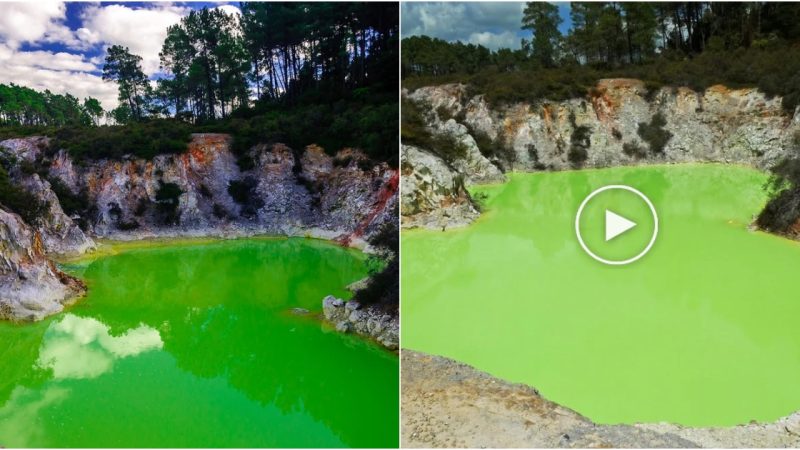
[0,133,397,323]
[0,209,85,321]
[435,119,505,184]
[403,350,800,448]
[0,140,95,256]
[401,145,478,229]
[402,80,800,228]
[15,174,94,255]
[417,80,798,172]
[0,136,48,162]
[37,133,397,247]
[322,295,398,350]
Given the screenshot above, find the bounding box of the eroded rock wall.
[401,145,478,229]
[0,208,85,321]
[322,295,399,350]
[402,80,800,228]
[0,134,398,321]
[2,133,397,248]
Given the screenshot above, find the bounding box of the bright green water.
[402,164,800,427]
[0,238,398,448]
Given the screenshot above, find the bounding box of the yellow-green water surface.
[0,238,398,448]
[402,164,800,426]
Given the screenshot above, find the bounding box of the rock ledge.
[322,295,398,350]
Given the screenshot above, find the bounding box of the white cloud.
[0,2,243,112]
[0,43,119,109]
[212,4,241,17]
[467,31,520,51]
[35,314,163,380]
[402,2,526,50]
[78,3,191,75]
[0,2,74,49]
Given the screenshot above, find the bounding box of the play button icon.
[575,185,658,265]
[605,210,636,241]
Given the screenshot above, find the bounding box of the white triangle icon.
[605,210,636,241]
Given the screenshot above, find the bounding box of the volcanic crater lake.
[0,238,398,448]
[402,164,800,427]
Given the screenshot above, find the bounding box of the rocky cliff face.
[401,145,478,229]
[322,295,399,350]
[0,208,85,321]
[402,79,800,227]
[41,134,397,247]
[0,134,397,321]
[0,137,95,256]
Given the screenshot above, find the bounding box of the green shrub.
[117,219,140,231]
[0,165,48,225]
[198,184,212,198]
[333,155,354,168]
[758,132,800,233]
[400,98,433,147]
[436,105,454,121]
[47,176,89,219]
[471,191,490,212]
[352,219,398,310]
[568,113,591,168]
[227,177,263,218]
[637,112,672,155]
[155,181,183,225]
[467,124,516,170]
[133,197,149,216]
[403,39,800,115]
[212,203,228,219]
[622,142,648,159]
[50,119,192,162]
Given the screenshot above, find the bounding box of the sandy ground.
[401,350,800,448]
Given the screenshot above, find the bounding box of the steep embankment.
[402,350,800,448]
[0,134,397,321]
[402,79,800,228]
[0,208,85,321]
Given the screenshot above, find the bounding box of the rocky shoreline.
[322,295,399,350]
[402,350,800,448]
[401,79,800,229]
[0,134,397,322]
[400,79,800,446]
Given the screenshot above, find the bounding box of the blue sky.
[0,2,239,109]
[401,2,572,51]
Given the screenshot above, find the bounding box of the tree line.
[402,2,800,112]
[104,2,398,124]
[0,83,103,127]
[404,2,800,75]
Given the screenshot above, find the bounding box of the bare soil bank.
[401,350,800,448]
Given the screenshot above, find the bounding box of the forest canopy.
[0,2,399,166]
[402,2,800,112]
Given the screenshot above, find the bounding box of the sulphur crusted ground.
[401,350,800,448]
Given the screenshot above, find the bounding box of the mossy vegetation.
[403,3,800,113]
[155,181,183,225]
[352,217,398,310]
[0,165,47,225]
[567,113,591,168]
[47,176,92,229]
[401,98,468,166]
[227,177,263,219]
[758,132,800,234]
[637,112,672,155]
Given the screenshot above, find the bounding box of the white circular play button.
[575,185,659,265]
[605,210,636,241]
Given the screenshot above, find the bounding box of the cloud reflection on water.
[36,314,163,379]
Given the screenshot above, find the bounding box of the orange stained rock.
[338,170,398,247]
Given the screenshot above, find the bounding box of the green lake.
[402,164,800,427]
[0,238,399,448]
